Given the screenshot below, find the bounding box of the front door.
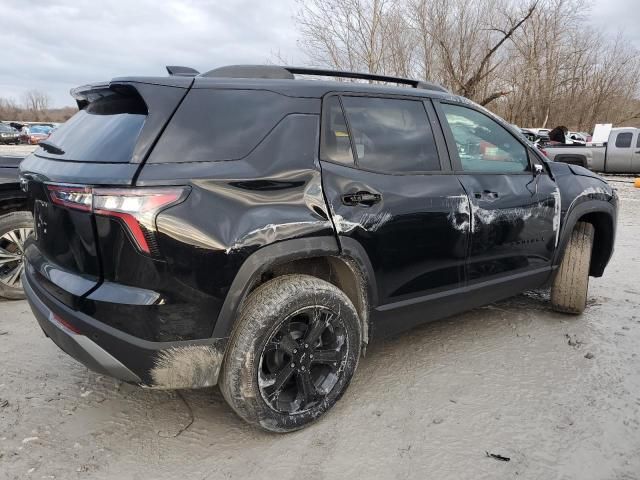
[436,101,559,286]
[319,94,471,332]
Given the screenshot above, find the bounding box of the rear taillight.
[46,184,188,255]
[48,185,92,211]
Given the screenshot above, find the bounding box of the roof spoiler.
[70,82,112,109]
[166,65,200,77]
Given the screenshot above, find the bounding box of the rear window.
[36,93,146,163]
[615,132,632,148]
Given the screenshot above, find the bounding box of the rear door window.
[37,94,146,163]
[615,132,633,148]
[340,96,441,173]
[440,103,529,173]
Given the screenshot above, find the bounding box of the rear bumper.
[24,266,226,389]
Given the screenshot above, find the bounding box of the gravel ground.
[1,175,639,480]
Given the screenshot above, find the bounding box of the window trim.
[319,92,448,176]
[434,99,534,176]
[319,94,356,167]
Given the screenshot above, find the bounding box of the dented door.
[319,94,470,307]
[321,162,470,305]
[456,173,558,285]
[436,100,558,286]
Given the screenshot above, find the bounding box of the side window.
[615,132,632,148]
[320,96,355,165]
[637,133,640,148]
[440,103,529,173]
[340,96,441,173]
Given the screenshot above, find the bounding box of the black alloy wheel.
[258,306,348,414]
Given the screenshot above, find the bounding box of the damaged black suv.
[20,65,617,432]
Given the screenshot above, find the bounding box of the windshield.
[0,124,16,133]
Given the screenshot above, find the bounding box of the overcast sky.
[0,0,637,107]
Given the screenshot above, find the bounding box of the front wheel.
[219,274,361,432]
[551,221,594,314]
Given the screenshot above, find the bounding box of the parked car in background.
[521,128,550,144]
[543,127,640,173]
[568,132,589,144]
[20,125,53,145]
[0,152,31,299]
[19,65,618,432]
[0,123,20,145]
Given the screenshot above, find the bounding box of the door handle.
[474,190,499,200]
[342,191,381,207]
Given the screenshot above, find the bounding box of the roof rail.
[202,65,294,80]
[286,67,449,92]
[166,66,200,77]
[201,64,448,93]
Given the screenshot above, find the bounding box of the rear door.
[608,130,635,172]
[319,94,470,328]
[435,101,559,286]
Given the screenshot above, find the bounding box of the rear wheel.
[219,274,361,432]
[551,221,594,314]
[0,211,33,300]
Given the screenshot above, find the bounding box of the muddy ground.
[1,176,639,480]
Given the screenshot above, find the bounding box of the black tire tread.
[219,274,361,433]
[551,221,594,314]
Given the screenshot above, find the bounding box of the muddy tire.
[551,221,594,314]
[0,211,33,300]
[219,274,361,433]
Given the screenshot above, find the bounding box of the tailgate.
[20,79,191,306]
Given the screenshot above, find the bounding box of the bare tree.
[294,0,640,129]
[22,90,51,121]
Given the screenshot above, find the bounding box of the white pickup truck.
[543,127,640,173]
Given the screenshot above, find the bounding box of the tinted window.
[151,90,308,163]
[340,96,440,173]
[441,103,528,173]
[637,133,640,148]
[320,96,354,165]
[615,132,632,148]
[38,95,146,163]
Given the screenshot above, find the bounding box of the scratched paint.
[333,212,393,234]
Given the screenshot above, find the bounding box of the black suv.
[20,65,617,432]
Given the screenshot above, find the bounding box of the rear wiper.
[39,141,65,155]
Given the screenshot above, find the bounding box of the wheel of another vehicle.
[219,274,361,433]
[550,221,594,314]
[0,211,34,300]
